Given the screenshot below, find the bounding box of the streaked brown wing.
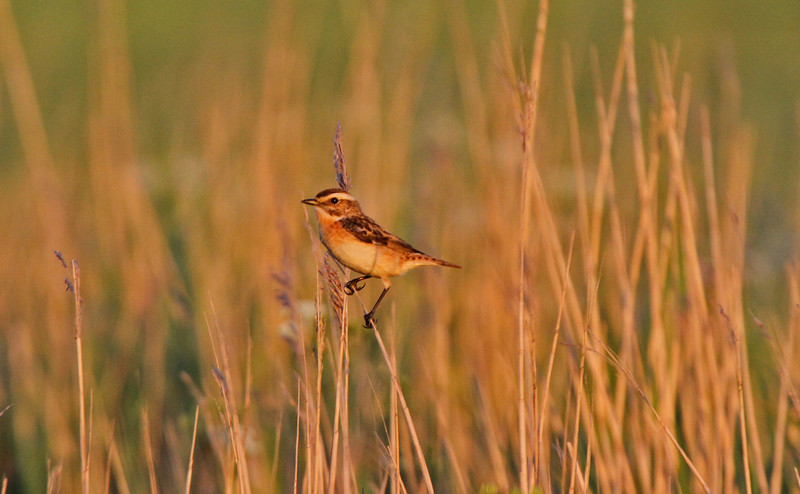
[386,235,423,255]
[340,215,422,254]
[340,216,390,245]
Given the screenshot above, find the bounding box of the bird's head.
[301,188,362,219]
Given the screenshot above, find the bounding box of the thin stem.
[72,261,89,494]
[369,321,434,493]
[184,406,200,494]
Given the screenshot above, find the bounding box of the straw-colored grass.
[0,0,798,492]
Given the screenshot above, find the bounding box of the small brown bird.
[302,188,461,326]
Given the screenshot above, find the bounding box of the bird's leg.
[344,274,371,295]
[364,286,391,328]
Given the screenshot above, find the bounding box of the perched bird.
[302,188,460,326]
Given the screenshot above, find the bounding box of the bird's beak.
[301,198,318,206]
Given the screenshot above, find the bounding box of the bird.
[302,188,461,327]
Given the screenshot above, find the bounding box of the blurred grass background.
[5,0,800,285]
[2,0,800,492]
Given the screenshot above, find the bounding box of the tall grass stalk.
[369,322,434,493]
[183,406,200,494]
[63,257,91,494]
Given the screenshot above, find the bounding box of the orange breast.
[315,213,412,279]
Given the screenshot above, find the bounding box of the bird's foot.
[344,277,369,296]
[363,312,377,328]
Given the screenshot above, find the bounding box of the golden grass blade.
[206,302,252,494]
[46,460,62,494]
[582,422,593,494]
[389,321,401,494]
[591,334,712,493]
[68,260,90,494]
[562,49,590,251]
[106,435,132,494]
[324,257,351,494]
[514,0,551,487]
[302,194,330,492]
[369,320,434,493]
[293,380,301,494]
[312,268,327,492]
[538,233,574,481]
[565,442,587,493]
[333,123,351,192]
[768,344,789,494]
[476,383,512,491]
[716,306,754,494]
[184,406,200,494]
[142,409,159,494]
[568,271,596,494]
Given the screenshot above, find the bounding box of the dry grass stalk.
[274,221,304,355]
[591,332,712,493]
[507,0,551,489]
[323,258,347,329]
[319,253,355,493]
[723,307,752,494]
[184,406,200,494]
[333,123,351,192]
[142,409,159,494]
[46,460,62,494]
[568,276,595,494]
[106,435,132,494]
[206,304,253,494]
[301,190,331,492]
[293,381,301,494]
[60,256,91,494]
[323,125,357,494]
[325,258,351,493]
[538,233,574,483]
[386,319,401,494]
[369,321,434,493]
[311,267,328,492]
[763,267,800,493]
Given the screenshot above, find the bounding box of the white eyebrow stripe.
[322,192,354,202]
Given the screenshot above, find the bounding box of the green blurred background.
[5,0,799,275]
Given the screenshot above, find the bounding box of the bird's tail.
[408,252,461,269]
[430,257,461,269]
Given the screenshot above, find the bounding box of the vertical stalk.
[72,261,89,494]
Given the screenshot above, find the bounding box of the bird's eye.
[330,197,339,204]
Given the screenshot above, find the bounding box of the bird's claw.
[363,312,376,328]
[344,278,367,295]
